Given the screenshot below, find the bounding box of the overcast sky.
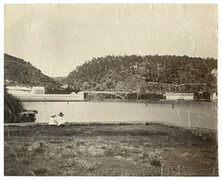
[4,4,218,77]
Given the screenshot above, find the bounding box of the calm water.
[23,101,217,130]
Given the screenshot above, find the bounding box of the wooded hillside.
[4,54,217,94]
[4,54,61,93]
[66,55,217,93]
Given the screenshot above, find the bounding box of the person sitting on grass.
[57,112,65,126]
[48,114,57,125]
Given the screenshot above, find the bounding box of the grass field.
[4,123,218,176]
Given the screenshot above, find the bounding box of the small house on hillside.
[165,93,194,101]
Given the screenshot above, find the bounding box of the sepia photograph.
[3,3,218,176]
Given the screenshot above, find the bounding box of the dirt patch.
[4,123,218,176]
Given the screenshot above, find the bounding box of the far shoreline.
[20,99,217,104]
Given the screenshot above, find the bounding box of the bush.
[4,88,24,123]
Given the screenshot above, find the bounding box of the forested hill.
[4,54,61,93]
[66,55,217,93]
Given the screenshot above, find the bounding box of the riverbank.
[4,123,218,176]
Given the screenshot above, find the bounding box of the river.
[23,101,217,130]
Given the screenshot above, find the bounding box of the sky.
[4,4,218,77]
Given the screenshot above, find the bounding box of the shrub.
[4,87,24,123]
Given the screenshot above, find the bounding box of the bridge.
[83,91,135,99]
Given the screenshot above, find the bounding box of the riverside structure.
[6,86,85,102]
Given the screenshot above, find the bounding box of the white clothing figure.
[48,114,57,125]
[57,112,65,126]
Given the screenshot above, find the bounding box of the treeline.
[66,55,217,93]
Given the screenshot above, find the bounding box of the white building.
[165,93,194,101]
[6,86,45,95]
[7,86,31,95]
[31,87,45,94]
[6,86,85,101]
[71,91,85,100]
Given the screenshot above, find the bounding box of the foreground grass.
[4,123,218,176]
